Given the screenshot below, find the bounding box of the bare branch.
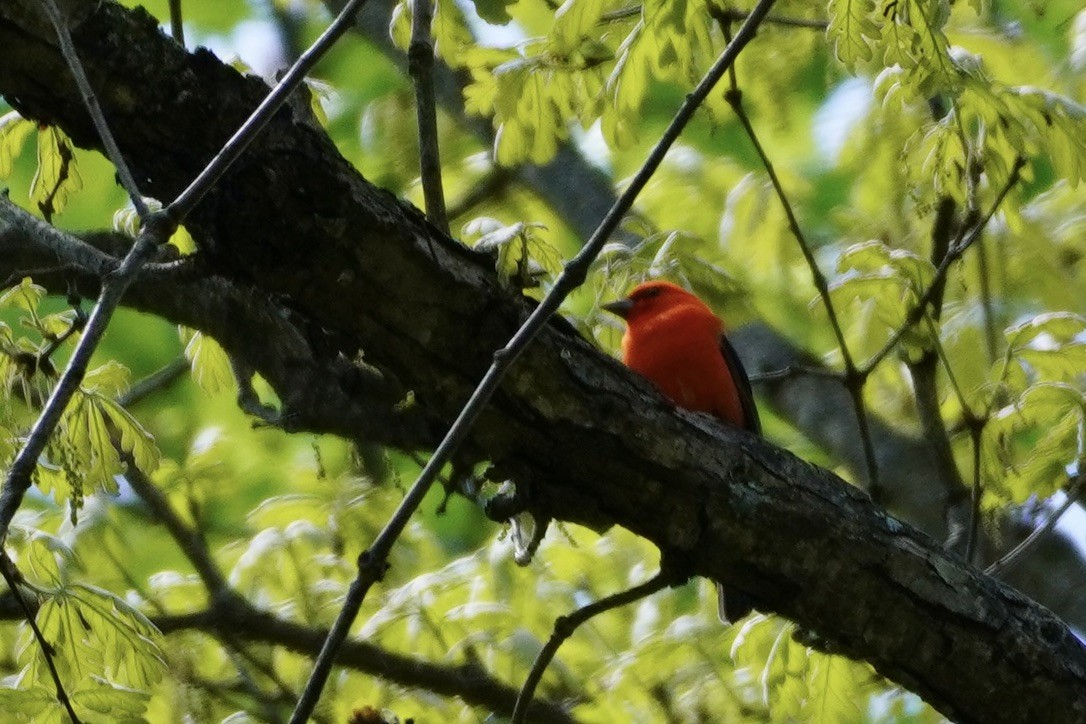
[123,456,231,597]
[511,571,670,723]
[0,211,173,544]
[118,357,189,407]
[860,157,1027,374]
[0,552,82,723]
[716,14,881,498]
[41,0,149,218]
[288,4,780,719]
[409,0,449,234]
[986,477,1084,577]
[167,0,374,221]
[168,0,184,46]
[600,5,826,29]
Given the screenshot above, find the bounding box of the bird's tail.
[717,583,755,624]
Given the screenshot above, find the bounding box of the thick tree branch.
[1,3,1085,722]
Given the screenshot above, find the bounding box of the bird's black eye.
[634,286,662,301]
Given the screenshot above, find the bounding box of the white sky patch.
[571,119,611,173]
[456,0,528,48]
[197,19,288,78]
[812,77,872,165]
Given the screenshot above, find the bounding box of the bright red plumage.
[608,280,758,432]
[604,279,760,623]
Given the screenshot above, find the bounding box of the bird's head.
[602,280,709,325]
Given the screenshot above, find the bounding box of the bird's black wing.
[719,333,761,435]
[716,331,761,623]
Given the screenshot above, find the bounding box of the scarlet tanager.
[603,280,760,623]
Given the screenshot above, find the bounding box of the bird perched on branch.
[603,279,760,623]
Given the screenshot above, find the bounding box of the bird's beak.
[602,298,633,319]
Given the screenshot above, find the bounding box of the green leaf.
[469,0,515,25]
[181,327,234,395]
[0,111,35,179]
[0,278,44,314]
[553,0,607,54]
[828,0,878,70]
[986,383,1085,503]
[464,217,558,287]
[71,678,151,720]
[40,362,158,508]
[804,653,871,724]
[27,586,165,695]
[0,681,57,719]
[31,126,82,218]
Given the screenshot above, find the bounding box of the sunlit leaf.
[31,126,82,218]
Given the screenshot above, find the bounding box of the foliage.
[0,0,1085,721]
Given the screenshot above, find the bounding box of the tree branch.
[290,4,780,718]
[408,0,448,234]
[1,4,1085,721]
[512,571,671,723]
[0,553,81,723]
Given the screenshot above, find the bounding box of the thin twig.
[41,0,150,219]
[600,5,826,29]
[748,364,842,383]
[511,571,671,723]
[446,167,511,221]
[36,306,86,370]
[0,195,116,276]
[0,552,82,723]
[0,0,184,543]
[123,455,230,596]
[286,4,779,721]
[118,357,190,407]
[717,16,881,497]
[859,157,1026,375]
[0,214,173,544]
[169,0,185,46]
[409,0,449,235]
[976,236,999,364]
[167,0,374,222]
[986,477,1085,576]
[921,314,988,562]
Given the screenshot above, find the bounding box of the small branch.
[118,357,190,407]
[929,308,988,563]
[446,167,511,222]
[0,212,174,544]
[717,16,881,497]
[0,194,117,276]
[986,476,1085,577]
[40,0,150,219]
[409,0,449,235]
[287,4,779,720]
[36,304,86,370]
[142,604,579,723]
[168,0,185,46]
[123,455,230,597]
[860,157,1026,375]
[599,6,826,29]
[749,364,842,383]
[976,236,999,364]
[0,552,82,723]
[230,356,282,424]
[167,0,374,222]
[510,571,671,724]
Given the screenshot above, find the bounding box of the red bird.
[604,280,760,623]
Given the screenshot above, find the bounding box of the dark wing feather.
[716,331,761,623]
[718,333,761,434]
